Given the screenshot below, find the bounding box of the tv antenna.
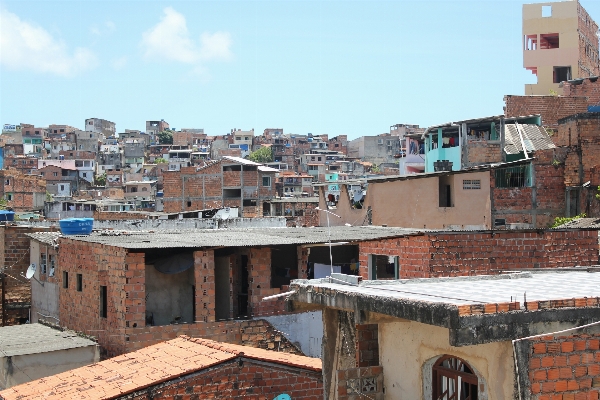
[21,263,44,286]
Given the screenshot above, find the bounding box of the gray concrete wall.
[30,241,59,324]
[261,311,323,358]
[145,264,194,326]
[0,345,99,389]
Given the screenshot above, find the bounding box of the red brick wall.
[490,155,566,228]
[577,2,600,79]
[356,324,379,367]
[0,169,46,211]
[563,79,600,107]
[504,96,588,129]
[358,230,599,279]
[528,332,600,400]
[0,226,53,326]
[162,162,223,213]
[467,141,502,165]
[130,358,323,400]
[558,114,600,189]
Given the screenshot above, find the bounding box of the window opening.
[100,286,107,318]
[77,274,83,291]
[553,66,571,83]
[432,356,478,400]
[524,34,538,51]
[41,253,47,274]
[462,180,481,190]
[439,176,453,207]
[494,164,532,188]
[262,176,271,187]
[542,5,552,17]
[540,33,559,49]
[369,255,399,280]
[63,271,69,289]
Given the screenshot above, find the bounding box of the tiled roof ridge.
[182,335,322,372]
[183,335,245,356]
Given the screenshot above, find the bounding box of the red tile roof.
[0,336,321,400]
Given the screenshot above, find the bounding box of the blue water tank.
[59,218,94,235]
[0,211,15,222]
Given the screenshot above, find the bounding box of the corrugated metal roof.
[59,226,423,249]
[26,232,62,246]
[0,324,96,357]
[504,124,556,155]
[553,217,600,229]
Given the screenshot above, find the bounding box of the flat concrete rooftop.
[36,226,423,249]
[288,270,600,346]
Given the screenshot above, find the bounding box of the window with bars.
[494,164,532,188]
[432,356,478,400]
[462,180,481,190]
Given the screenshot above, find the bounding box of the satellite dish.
[26,263,37,279]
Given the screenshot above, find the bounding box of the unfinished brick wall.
[58,238,130,356]
[558,113,600,188]
[194,250,215,323]
[563,79,600,107]
[356,324,379,367]
[527,333,600,400]
[162,162,223,213]
[359,236,431,280]
[130,358,323,400]
[240,319,303,354]
[0,226,53,326]
[359,230,599,279]
[504,95,588,129]
[577,3,600,79]
[93,211,148,221]
[491,155,566,228]
[467,141,502,165]
[0,169,46,211]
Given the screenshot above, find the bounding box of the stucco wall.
[0,345,99,389]
[379,320,515,400]
[367,171,491,229]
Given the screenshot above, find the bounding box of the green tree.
[248,146,273,163]
[154,157,167,164]
[95,173,107,186]
[157,130,173,145]
[551,213,586,228]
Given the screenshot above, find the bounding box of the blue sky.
[1,0,599,140]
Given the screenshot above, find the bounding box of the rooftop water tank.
[59,218,94,235]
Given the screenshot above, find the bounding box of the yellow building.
[523,0,599,95]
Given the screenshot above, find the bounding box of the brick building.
[0,225,55,327]
[27,224,598,359]
[522,0,600,95]
[289,269,600,400]
[323,156,567,230]
[0,335,323,400]
[0,169,46,212]
[162,156,278,217]
[504,95,589,129]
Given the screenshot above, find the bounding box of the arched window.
[432,356,478,400]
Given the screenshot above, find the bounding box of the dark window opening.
[439,176,453,207]
[187,201,192,207]
[369,255,398,280]
[224,189,241,198]
[553,66,571,83]
[63,271,69,288]
[77,274,82,291]
[433,356,478,400]
[243,199,257,206]
[243,165,257,171]
[494,164,532,188]
[223,165,241,172]
[100,286,107,318]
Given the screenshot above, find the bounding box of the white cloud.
[91,20,116,36]
[141,7,233,68]
[0,8,97,76]
[111,56,128,70]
